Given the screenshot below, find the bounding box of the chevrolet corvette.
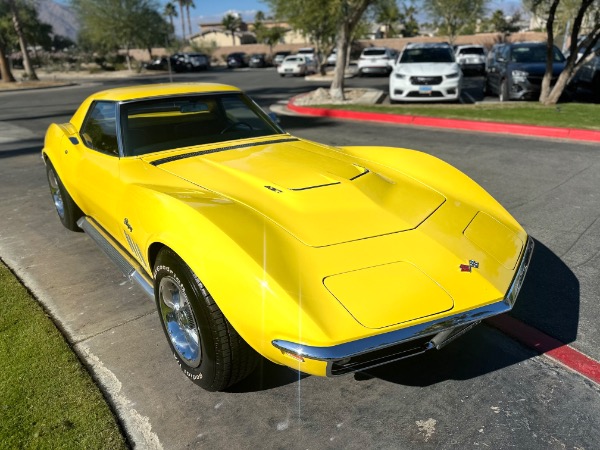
[42,83,533,391]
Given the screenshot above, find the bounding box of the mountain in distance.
[37,0,79,42]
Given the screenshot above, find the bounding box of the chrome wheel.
[47,168,65,219]
[159,276,201,367]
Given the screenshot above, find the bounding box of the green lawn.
[314,102,600,131]
[0,262,128,449]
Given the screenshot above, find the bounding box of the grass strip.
[314,102,600,131]
[0,262,127,449]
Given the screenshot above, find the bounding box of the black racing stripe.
[150,137,299,166]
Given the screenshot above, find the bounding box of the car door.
[486,46,503,93]
[75,101,123,240]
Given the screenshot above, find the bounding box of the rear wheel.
[45,161,83,231]
[154,248,258,391]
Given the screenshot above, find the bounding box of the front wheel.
[154,248,258,391]
[46,161,83,231]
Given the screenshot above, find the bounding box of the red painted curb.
[486,314,600,384]
[287,98,600,143]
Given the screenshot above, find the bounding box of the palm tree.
[181,0,195,37]
[177,0,186,41]
[7,0,38,80]
[222,13,241,47]
[163,2,178,37]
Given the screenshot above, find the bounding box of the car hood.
[508,62,565,76]
[395,62,459,75]
[145,138,445,247]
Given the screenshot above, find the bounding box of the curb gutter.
[287,98,600,143]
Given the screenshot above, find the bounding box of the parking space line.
[486,314,600,385]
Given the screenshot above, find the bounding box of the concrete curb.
[287,96,600,143]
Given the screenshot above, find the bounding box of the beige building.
[190,20,309,48]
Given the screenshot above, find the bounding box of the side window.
[221,96,265,130]
[80,101,119,156]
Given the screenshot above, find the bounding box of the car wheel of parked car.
[154,248,258,391]
[499,79,509,102]
[46,161,83,231]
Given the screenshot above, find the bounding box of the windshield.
[400,47,454,63]
[120,93,282,156]
[511,46,565,63]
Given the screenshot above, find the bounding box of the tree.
[528,0,600,105]
[266,0,341,75]
[182,0,195,37]
[163,2,178,40]
[374,0,401,38]
[401,2,420,37]
[0,3,16,82]
[221,13,242,46]
[255,25,286,56]
[330,0,375,100]
[177,0,186,40]
[8,0,38,80]
[73,0,165,70]
[484,9,522,33]
[423,0,488,43]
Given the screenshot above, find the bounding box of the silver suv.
[358,47,396,76]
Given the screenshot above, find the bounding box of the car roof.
[86,83,241,102]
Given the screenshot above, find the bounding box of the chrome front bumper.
[272,237,535,376]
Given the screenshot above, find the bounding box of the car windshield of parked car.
[511,46,565,63]
[400,48,454,63]
[120,93,282,156]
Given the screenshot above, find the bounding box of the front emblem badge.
[460,260,479,272]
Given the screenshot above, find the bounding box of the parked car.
[326,48,337,66]
[144,57,169,71]
[297,47,316,58]
[569,40,600,99]
[454,45,486,75]
[277,54,317,76]
[249,53,269,68]
[42,82,533,391]
[357,47,396,76]
[273,51,292,67]
[226,52,249,68]
[485,42,566,101]
[389,42,463,102]
[170,53,210,72]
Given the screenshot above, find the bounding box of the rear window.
[460,47,485,55]
[511,46,565,63]
[363,49,387,56]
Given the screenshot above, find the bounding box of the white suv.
[455,45,486,75]
[358,47,396,76]
[389,43,462,102]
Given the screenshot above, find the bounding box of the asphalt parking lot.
[1,68,599,449]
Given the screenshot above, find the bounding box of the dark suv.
[485,42,565,101]
[170,53,211,72]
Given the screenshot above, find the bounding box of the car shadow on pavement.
[226,359,309,393]
[0,142,43,159]
[355,237,580,387]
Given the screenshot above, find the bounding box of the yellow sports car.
[43,83,533,391]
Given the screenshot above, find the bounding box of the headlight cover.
[446,72,460,79]
[395,72,406,79]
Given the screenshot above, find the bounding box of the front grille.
[406,91,445,98]
[330,335,432,375]
[410,76,442,85]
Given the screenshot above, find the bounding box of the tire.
[154,248,258,391]
[46,160,83,231]
[499,79,509,102]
